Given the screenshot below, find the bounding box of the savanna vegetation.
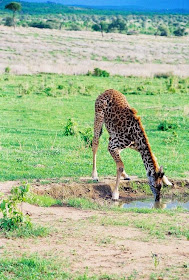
[0,0,188,36]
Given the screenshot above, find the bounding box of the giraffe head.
[148,166,164,201]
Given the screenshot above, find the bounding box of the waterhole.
[122,198,189,210]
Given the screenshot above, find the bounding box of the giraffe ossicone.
[92,89,172,201]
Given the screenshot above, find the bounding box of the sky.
[57,0,189,10]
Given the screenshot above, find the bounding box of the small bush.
[5,66,10,74]
[57,85,64,90]
[67,23,82,31]
[29,21,53,29]
[79,127,93,147]
[63,118,77,136]
[44,87,54,96]
[0,184,31,231]
[93,68,110,77]
[173,27,188,37]
[154,72,172,79]
[4,17,14,27]
[157,120,178,131]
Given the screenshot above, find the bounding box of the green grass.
[0,74,188,181]
[26,192,62,207]
[1,224,50,239]
[62,197,189,240]
[66,197,102,210]
[0,255,128,280]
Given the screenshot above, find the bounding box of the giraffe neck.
[139,144,158,175]
[132,115,159,175]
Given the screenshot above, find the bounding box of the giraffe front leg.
[108,145,125,200]
[112,165,124,200]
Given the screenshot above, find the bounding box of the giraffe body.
[92,89,172,201]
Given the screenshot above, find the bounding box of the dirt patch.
[1,202,188,279]
[30,177,189,202]
[0,178,189,279]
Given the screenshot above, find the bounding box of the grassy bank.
[0,73,188,180]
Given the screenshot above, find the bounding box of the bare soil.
[31,176,189,202]
[0,178,189,279]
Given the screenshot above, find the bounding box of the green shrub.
[29,21,53,29]
[5,66,10,74]
[154,72,172,79]
[4,16,14,27]
[63,118,77,136]
[57,84,64,90]
[79,127,93,147]
[0,184,31,231]
[173,27,188,36]
[157,120,178,131]
[93,68,110,77]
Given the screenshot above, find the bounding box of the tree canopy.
[5,2,21,13]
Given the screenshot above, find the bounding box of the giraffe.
[92,89,172,201]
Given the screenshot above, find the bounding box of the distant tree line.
[2,2,189,37]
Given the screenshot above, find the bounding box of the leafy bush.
[29,21,53,29]
[5,66,10,74]
[93,68,110,77]
[173,27,188,36]
[157,120,178,131]
[156,25,170,36]
[57,84,64,90]
[154,72,172,79]
[4,17,14,27]
[63,118,77,136]
[67,23,81,31]
[0,184,31,231]
[79,127,93,147]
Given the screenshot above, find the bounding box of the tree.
[173,27,188,36]
[156,25,169,36]
[108,18,127,33]
[92,21,108,37]
[5,2,21,29]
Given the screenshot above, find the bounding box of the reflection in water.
[122,198,189,210]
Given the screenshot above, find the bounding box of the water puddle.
[122,198,189,210]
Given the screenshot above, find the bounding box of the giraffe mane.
[130,108,159,172]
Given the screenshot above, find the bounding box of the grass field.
[0,73,188,181]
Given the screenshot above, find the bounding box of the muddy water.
[122,198,189,210]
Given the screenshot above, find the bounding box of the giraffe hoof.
[93,178,99,182]
[112,191,119,200]
[124,177,131,181]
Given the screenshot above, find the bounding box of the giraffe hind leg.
[121,170,130,181]
[92,110,104,181]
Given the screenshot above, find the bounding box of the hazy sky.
[60,0,189,9]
